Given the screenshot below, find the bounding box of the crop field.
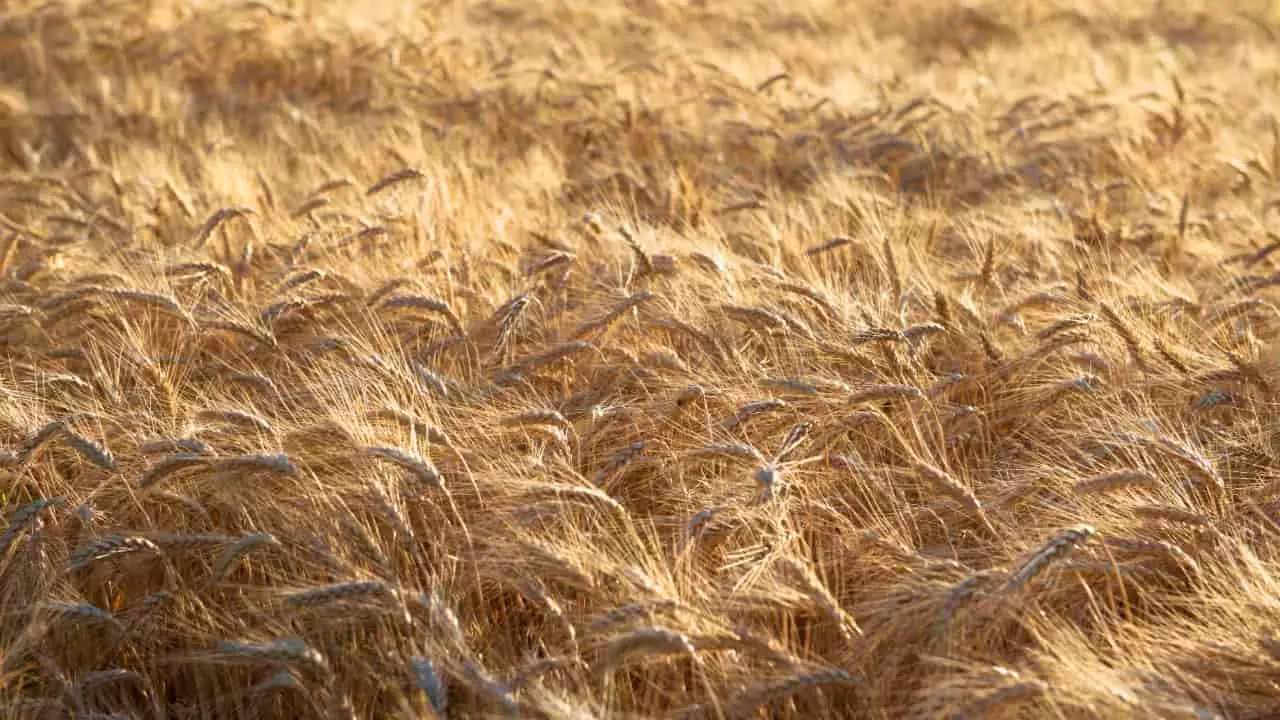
[5,0,1280,717]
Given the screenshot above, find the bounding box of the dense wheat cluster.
[7,0,1280,717]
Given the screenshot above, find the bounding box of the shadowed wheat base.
[3,0,1280,717]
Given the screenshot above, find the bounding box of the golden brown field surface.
[4,0,1280,717]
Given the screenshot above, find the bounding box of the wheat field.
[4,0,1280,718]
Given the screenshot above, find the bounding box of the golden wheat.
[3,1,1280,717]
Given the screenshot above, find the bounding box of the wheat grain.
[212,533,281,581]
[902,321,946,344]
[68,534,160,572]
[952,681,1049,719]
[1151,436,1224,492]
[367,168,425,195]
[509,341,599,373]
[1151,336,1189,374]
[502,409,571,429]
[195,408,275,435]
[1099,302,1150,371]
[165,257,230,280]
[193,207,253,248]
[934,570,999,640]
[210,638,329,677]
[603,626,697,671]
[589,599,682,632]
[915,462,983,514]
[405,360,451,398]
[721,304,791,333]
[1102,536,1200,572]
[149,532,234,552]
[590,441,647,487]
[221,370,279,395]
[408,593,466,648]
[1073,470,1159,495]
[528,251,576,275]
[806,236,853,256]
[1260,636,1280,662]
[39,285,105,312]
[775,556,862,638]
[367,446,443,489]
[1004,525,1094,591]
[716,667,860,718]
[284,579,399,608]
[647,317,724,357]
[37,602,123,634]
[210,453,299,478]
[1206,299,1274,327]
[460,660,520,714]
[674,384,707,407]
[138,454,212,490]
[721,398,787,430]
[1037,314,1097,339]
[685,443,766,463]
[1193,390,1241,411]
[571,291,657,339]
[777,281,839,319]
[409,656,449,714]
[848,383,924,405]
[1132,504,1211,527]
[851,327,906,345]
[524,483,624,515]
[290,197,329,218]
[0,497,64,555]
[75,667,145,692]
[19,419,66,465]
[379,293,465,334]
[104,289,189,321]
[198,319,278,348]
